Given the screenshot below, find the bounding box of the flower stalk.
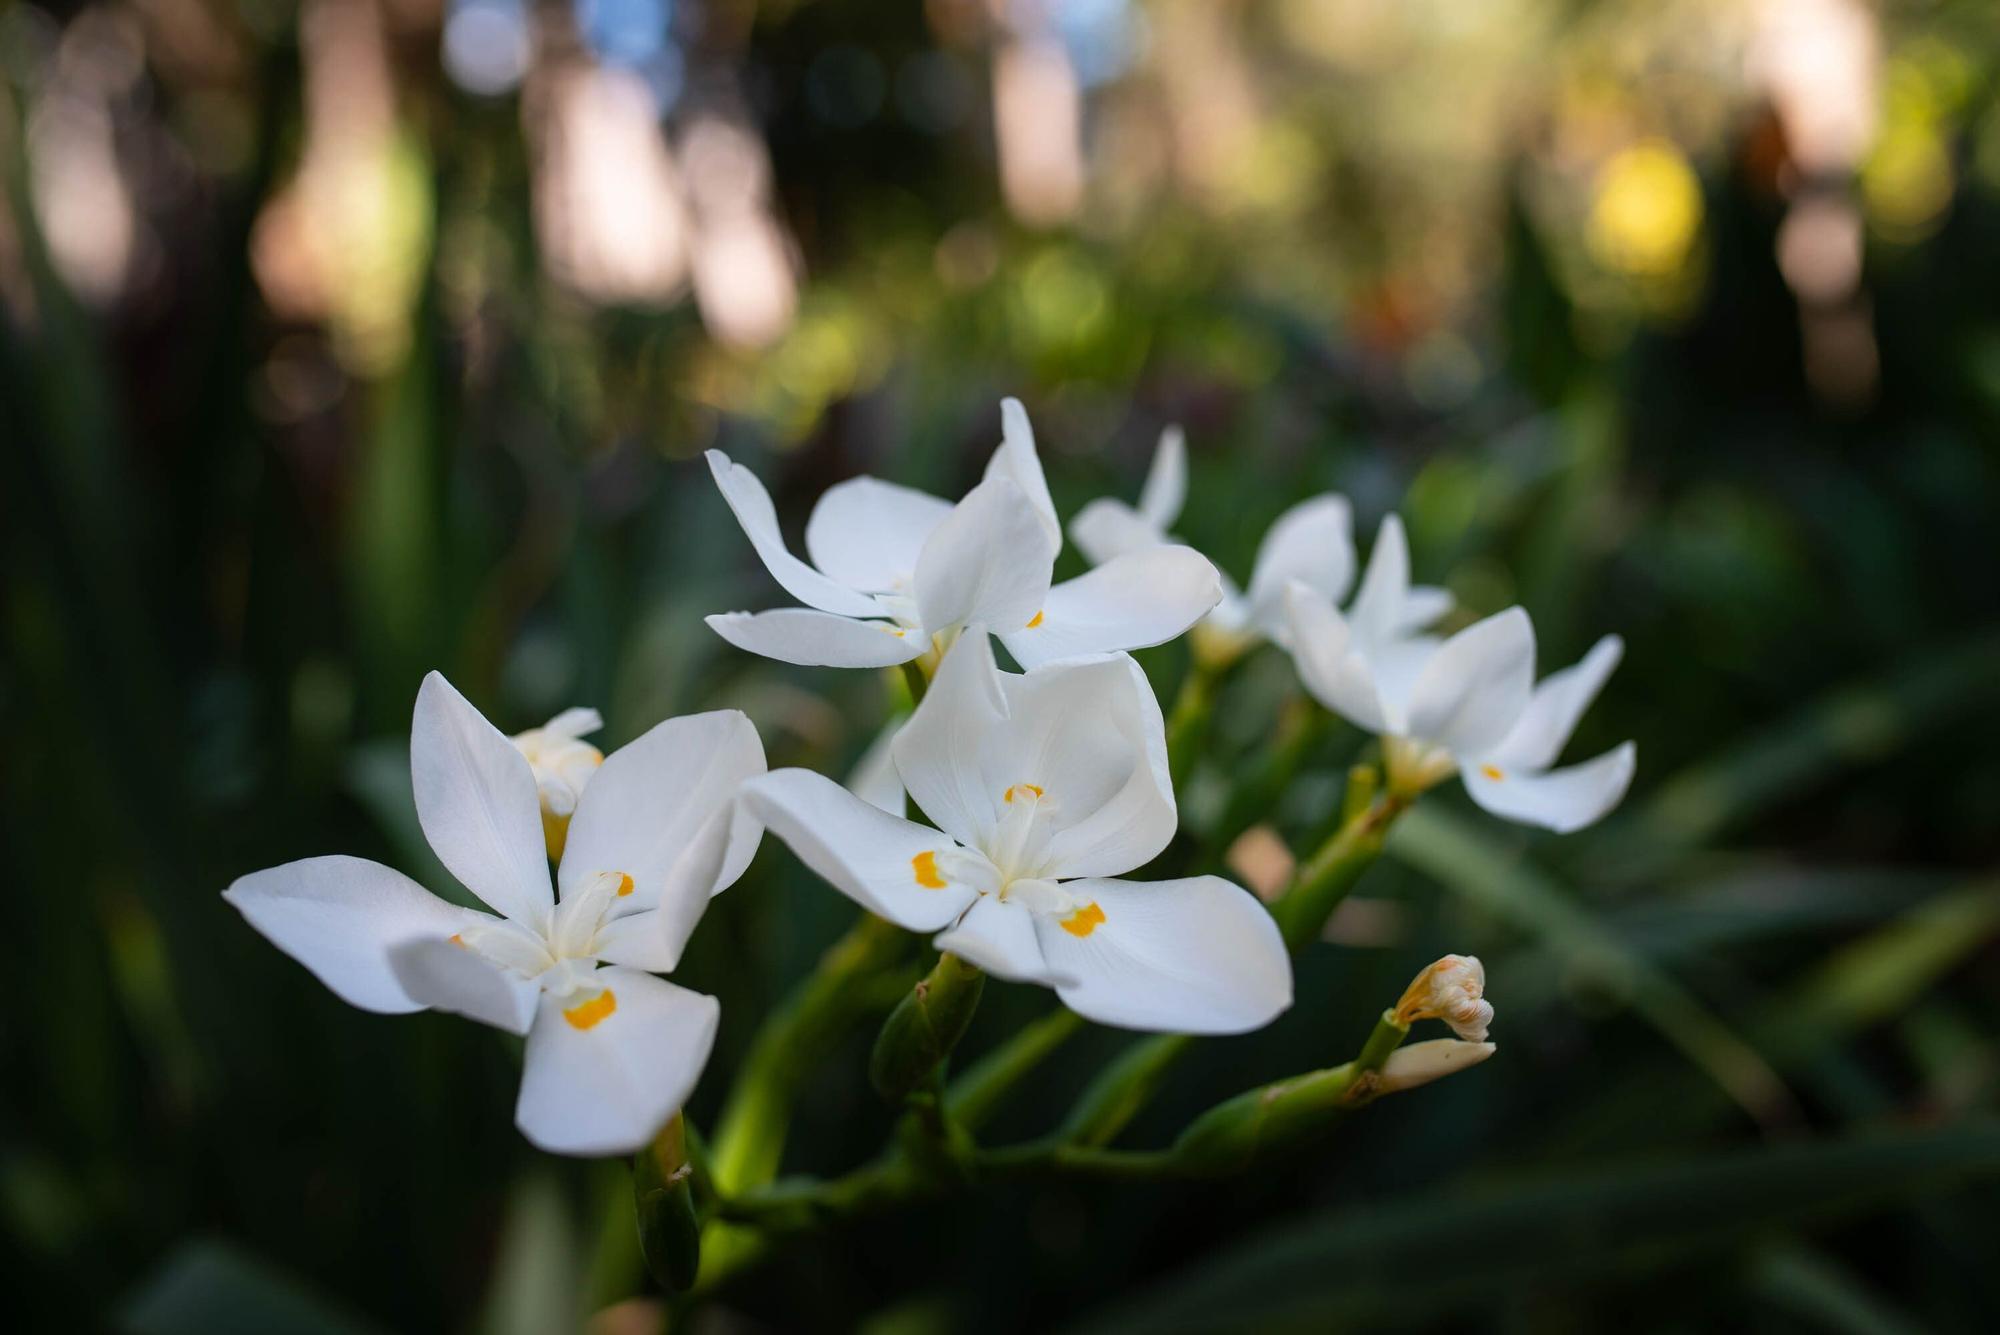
[870,952,986,1102]
[632,1112,701,1292]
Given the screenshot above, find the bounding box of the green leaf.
[121,1241,384,1335]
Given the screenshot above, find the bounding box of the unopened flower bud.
[869,952,985,1102]
[1376,1038,1496,1094]
[1393,954,1492,1042]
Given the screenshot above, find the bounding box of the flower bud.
[869,952,985,1102]
[632,1113,700,1292]
[1392,954,1492,1041]
[1375,1038,1496,1094]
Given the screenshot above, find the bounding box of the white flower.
[224,673,766,1156]
[742,633,1293,1034]
[511,706,605,859]
[1376,1037,1496,1093]
[1284,521,1635,833]
[1393,954,1493,1042]
[704,399,1224,670]
[1069,425,1412,656]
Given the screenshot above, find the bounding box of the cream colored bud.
[1393,953,1493,1042]
[512,708,605,861]
[1377,1038,1497,1093]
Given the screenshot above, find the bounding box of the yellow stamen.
[884,626,907,638]
[1479,764,1504,781]
[613,872,634,897]
[563,989,617,1030]
[1060,903,1106,938]
[1025,610,1044,629]
[912,850,946,889]
[1003,783,1044,804]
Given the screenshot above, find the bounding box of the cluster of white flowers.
[225,400,1626,1157]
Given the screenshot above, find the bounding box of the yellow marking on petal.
[563,989,617,1030]
[1003,783,1044,804]
[912,850,946,889]
[1479,764,1505,781]
[1025,610,1044,629]
[1060,903,1106,938]
[613,872,635,897]
[883,626,907,638]
[448,933,464,947]
[542,809,572,862]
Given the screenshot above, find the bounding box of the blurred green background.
[5,0,2000,1330]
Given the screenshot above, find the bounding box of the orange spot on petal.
[1479,764,1504,781]
[1004,783,1044,804]
[1060,903,1106,938]
[1025,610,1044,629]
[912,850,946,889]
[563,989,617,1030]
[614,872,635,897]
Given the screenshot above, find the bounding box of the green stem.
[1059,1033,1193,1147]
[1165,660,1218,789]
[1205,697,1333,862]
[900,658,929,706]
[870,952,985,1102]
[945,1006,1084,1131]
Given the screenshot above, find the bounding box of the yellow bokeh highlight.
[1586,140,1704,280]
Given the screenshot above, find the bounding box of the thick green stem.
[1059,1033,1193,1147]
[632,1113,700,1292]
[870,952,985,1101]
[1272,790,1408,950]
[1166,661,1218,789]
[946,1007,1084,1130]
[1206,697,1333,861]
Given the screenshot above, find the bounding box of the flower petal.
[1347,513,1420,651]
[803,475,955,594]
[1068,498,1164,566]
[1035,876,1292,1034]
[1487,634,1625,771]
[742,768,980,930]
[933,895,1067,986]
[704,609,925,668]
[585,804,737,974]
[223,855,479,1013]
[388,937,538,1034]
[543,707,603,739]
[516,969,720,1157]
[705,449,882,617]
[1243,494,1354,640]
[1462,742,1636,833]
[1284,583,1389,733]
[1137,424,1187,530]
[411,672,554,929]
[560,709,767,910]
[1402,607,1536,756]
[913,477,1054,638]
[983,397,1061,552]
[998,546,1222,669]
[991,652,1176,879]
[1395,585,1454,635]
[892,630,1010,847]
[847,717,906,818]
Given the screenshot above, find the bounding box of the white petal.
[705,609,925,668]
[1036,876,1292,1034]
[998,546,1223,669]
[705,450,882,617]
[1402,607,1536,755]
[388,937,538,1034]
[1462,742,1636,833]
[587,806,736,973]
[742,768,980,930]
[1487,635,1625,771]
[803,475,955,594]
[1068,498,1164,566]
[1284,583,1389,733]
[515,969,719,1157]
[933,895,1066,985]
[1137,425,1187,530]
[983,397,1061,552]
[542,707,603,739]
[1347,514,1416,651]
[410,672,554,929]
[892,630,1009,847]
[1395,585,1454,635]
[560,709,767,911]
[223,855,478,1013]
[847,717,906,818]
[913,477,1054,638]
[1243,494,1355,640]
[991,652,1176,879]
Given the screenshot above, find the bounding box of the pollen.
[562,989,617,1030]
[1479,764,1505,781]
[613,872,634,897]
[912,850,946,889]
[1060,903,1106,938]
[1025,610,1044,629]
[1004,783,1044,804]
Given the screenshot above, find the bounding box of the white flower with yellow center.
[224,673,766,1156]
[1285,527,1635,832]
[1067,426,1444,661]
[743,633,1292,1034]
[704,398,1223,670]
[511,706,604,859]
